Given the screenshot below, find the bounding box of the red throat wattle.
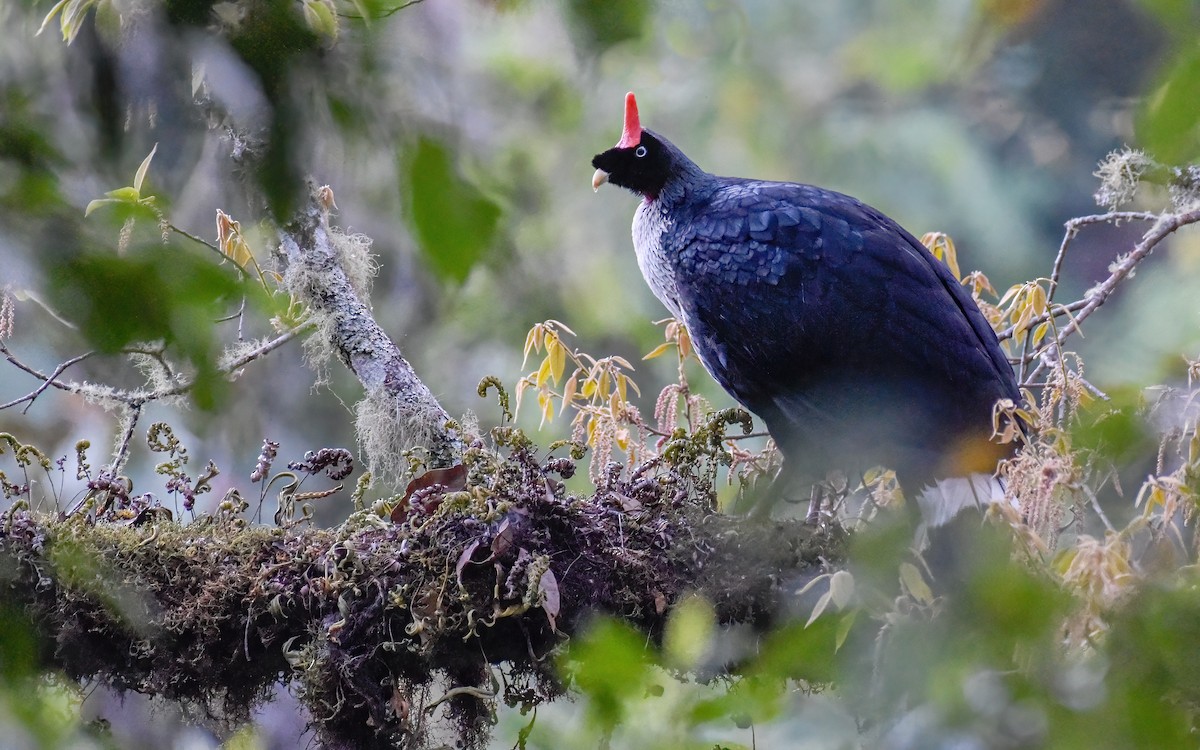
[616,92,642,149]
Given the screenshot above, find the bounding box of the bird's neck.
[654,163,712,208]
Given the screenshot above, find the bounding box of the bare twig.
[168,224,222,256]
[108,404,142,475]
[0,326,310,413]
[1048,212,1161,301]
[999,207,1200,388]
[1051,209,1200,344]
[0,347,96,413]
[223,325,311,373]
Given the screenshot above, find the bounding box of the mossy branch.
[0,452,841,749]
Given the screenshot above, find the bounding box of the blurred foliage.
[522,525,1200,750]
[563,0,652,53]
[0,606,101,749]
[1135,0,1200,163]
[49,249,244,409]
[1136,44,1200,164]
[402,136,503,284]
[1069,387,1154,464]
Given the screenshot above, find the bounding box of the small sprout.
[85,144,159,216]
[351,471,372,512]
[998,279,1051,346]
[317,184,338,212]
[147,422,188,463]
[920,231,961,280]
[478,376,513,423]
[216,210,271,289]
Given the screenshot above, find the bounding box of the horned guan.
[591,92,1021,520]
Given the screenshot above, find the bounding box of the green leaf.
[49,248,244,409]
[561,617,654,731]
[132,143,157,195]
[84,198,121,217]
[104,186,141,203]
[1136,0,1195,30]
[564,0,651,53]
[1136,44,1200,164]
[899,562,934,605]
[36,0,72,36]
[834,609,857,652]
[663,594,715,670]
[59,0,97,44]
[402,137,501,284]
[302,0,338,39]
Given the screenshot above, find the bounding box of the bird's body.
[592,94,1020,499]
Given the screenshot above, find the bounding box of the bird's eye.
[635,146,647,158]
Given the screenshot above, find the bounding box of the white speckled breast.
[632,199,682,319]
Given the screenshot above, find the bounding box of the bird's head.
[591,92,675,201]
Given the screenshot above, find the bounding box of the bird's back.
[655,178,1020,486]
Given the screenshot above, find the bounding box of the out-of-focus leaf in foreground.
[402,137,502,284]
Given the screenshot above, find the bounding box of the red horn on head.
[616,92,642,149]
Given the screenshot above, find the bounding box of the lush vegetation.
[2,0,1200,748]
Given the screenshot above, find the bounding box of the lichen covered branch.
[276,186,462,476]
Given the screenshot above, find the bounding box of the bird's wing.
[667,180,1019,462]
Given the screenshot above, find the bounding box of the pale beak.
[591,168,609,192]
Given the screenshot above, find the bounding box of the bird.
[591,92,1022,526]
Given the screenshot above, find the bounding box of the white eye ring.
[635,145,647,158]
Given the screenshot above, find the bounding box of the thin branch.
[168,224,221,255]
[1048,211,1161,302]
[0,325,311,412]
[222,324,313,374]
[998,299,1089,344]
[108,403,142,476]
[0,347,96,413]
[1045,208,1200,353]
[1008,208,1200,387]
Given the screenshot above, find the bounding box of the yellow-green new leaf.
[829,570,856,609]
[521,326,540,367]
[537,390,555,427]
[561,369,578,410]
[899,562,934,605]
[84,198,121,217]
[106,186,141,204]
[643,342,675,360]
[835,609,857,652]
[37,0,72,36]
[535,357,553,389]
[921,231,961,280]
[133,144,157,194]
[302,0,338,38]
[549,338,566,384]
[663,595,716,670]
